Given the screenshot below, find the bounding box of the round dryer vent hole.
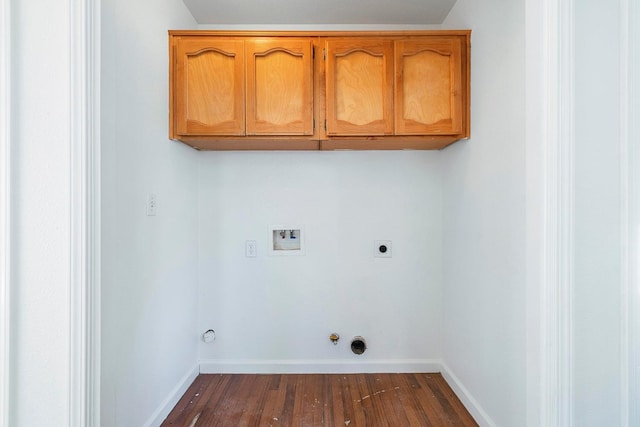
[351,336,367,355]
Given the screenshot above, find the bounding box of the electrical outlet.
[245,240,257,257]
[146,193,157,216]
[374,240,392,258]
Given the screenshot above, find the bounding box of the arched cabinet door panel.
[395,38,463,135]
[175,38,245,136]
[246,39,314,136]
[325,39,393,136]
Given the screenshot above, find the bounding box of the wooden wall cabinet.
[169,31,470,150]
[170,35,318,150]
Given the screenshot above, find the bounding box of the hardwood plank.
[375,373,411,426]
[308,374,326,426]
[320,374,333,426]
[430,374,478,427]
[256,375,286,425]
[329,375,347,426]
[398,373,436,427]
[161,375,207,426]
[410,372,456,427]
[196,374,248,426]
[276,376,297,426]
[291,375,309,425]
[236,374,270,426]
[161,374,231,426]
[347,374,368,426]
[162,373,478,427]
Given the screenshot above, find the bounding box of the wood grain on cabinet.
[395,37,463,135]
[174,38,245,136]
[325,39,394,136]
[246,39,314,136]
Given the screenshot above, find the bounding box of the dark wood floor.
[162,373,478,427]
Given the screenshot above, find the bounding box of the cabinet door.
[175,38,245,136]
[325,40,393,135]
[246,39,313,136]
[395,38,463,135]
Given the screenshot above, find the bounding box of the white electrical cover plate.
[268,225,306,256]
[146,193,157,216]
[245,240,257,257]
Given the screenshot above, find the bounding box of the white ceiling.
[182,0,457,25]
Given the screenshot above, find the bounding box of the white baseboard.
[440,363,496,427]
[199,358,443,374]
[143,364,199,427]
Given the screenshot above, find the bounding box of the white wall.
[197,151,444,371]
[441,1,638,426]
[100,0,199,425]
[8,0,72,425]
[440,0,527,426]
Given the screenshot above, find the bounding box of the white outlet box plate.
[146,193,157,216]
[268,225,305,256]
[245,240,257,257]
